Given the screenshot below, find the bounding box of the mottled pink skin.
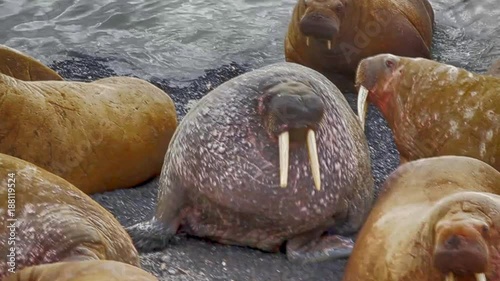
[0,153,139,279]
[356,54,500,168]
[128,62,374,260]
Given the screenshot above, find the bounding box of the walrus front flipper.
[0,44,63,81]
[286,233,354,264]
[125,218,177,252]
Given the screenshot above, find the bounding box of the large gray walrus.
[127,62,374,263]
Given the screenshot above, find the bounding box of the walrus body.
[343,156,500,281]
[127,62,374,263]
[284,0,434,92]
[0,44,63,81]
[356,54,500,170]
[0,69,177,194]
[3,260,158,281]
[0,153,139,279]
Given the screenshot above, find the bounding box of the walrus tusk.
[445,273,455,281]
[357,86,369,130]
[475,273,487,281]
[327,40,332,50]
[306,37,310,47]
[307,129,321,191]
[279,131,290,188]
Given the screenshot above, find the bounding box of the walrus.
[0,59,178,194]
[0,44,63,81]
[126,62,375,264]
[3,260,158,281]
[284,0,434,92]
[342,155,500,281]
[356,54,500,170]
[0,153,140,279]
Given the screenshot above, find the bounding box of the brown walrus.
[0,153,140,279]
[342,155,500,281]
[126,62,375,263]
[284,0,434,92]
[0,55,178,194]
[3,260,158,281]
[356,54,500,170]
[0,44,63,81]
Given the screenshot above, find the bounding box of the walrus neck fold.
[0,73,20,87]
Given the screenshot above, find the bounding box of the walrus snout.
[433,220,490,281]
[355,54,401,130]
[258,81,325,191]
[299,12,340,49]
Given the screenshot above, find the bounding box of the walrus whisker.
[476,273,487,281]
[327,40,332,50]
[306,37,310,47]
[357,86,369,130]
[446,272,455,281]
[279,131,290,188]
[307,129,321,191]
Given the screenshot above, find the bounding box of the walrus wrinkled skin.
[0,67,177,194]
[284,0,434,92]
[3,260,158,281]
[127,62,374,264]
[0,153,139,279]
[356,54,500,170]
[0,44,63,81]
[343,156,500,281]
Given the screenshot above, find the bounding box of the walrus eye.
[385,58,395,70]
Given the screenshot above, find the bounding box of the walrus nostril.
[433,232,489,277]
[445,235,461,249]
[299,13,339,40]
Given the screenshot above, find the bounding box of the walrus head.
[297,0,347,50]
[430,194,500,281]
[257,80,325,191]
[354,53,404,129]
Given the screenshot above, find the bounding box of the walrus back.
[391,0,434,44]
[0,153,140,278]
[390,58,500,171]
[0,44,63,81]
[0,73,177,194]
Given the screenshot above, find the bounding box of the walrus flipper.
[286,232,354,264]
[125,218,177,252]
